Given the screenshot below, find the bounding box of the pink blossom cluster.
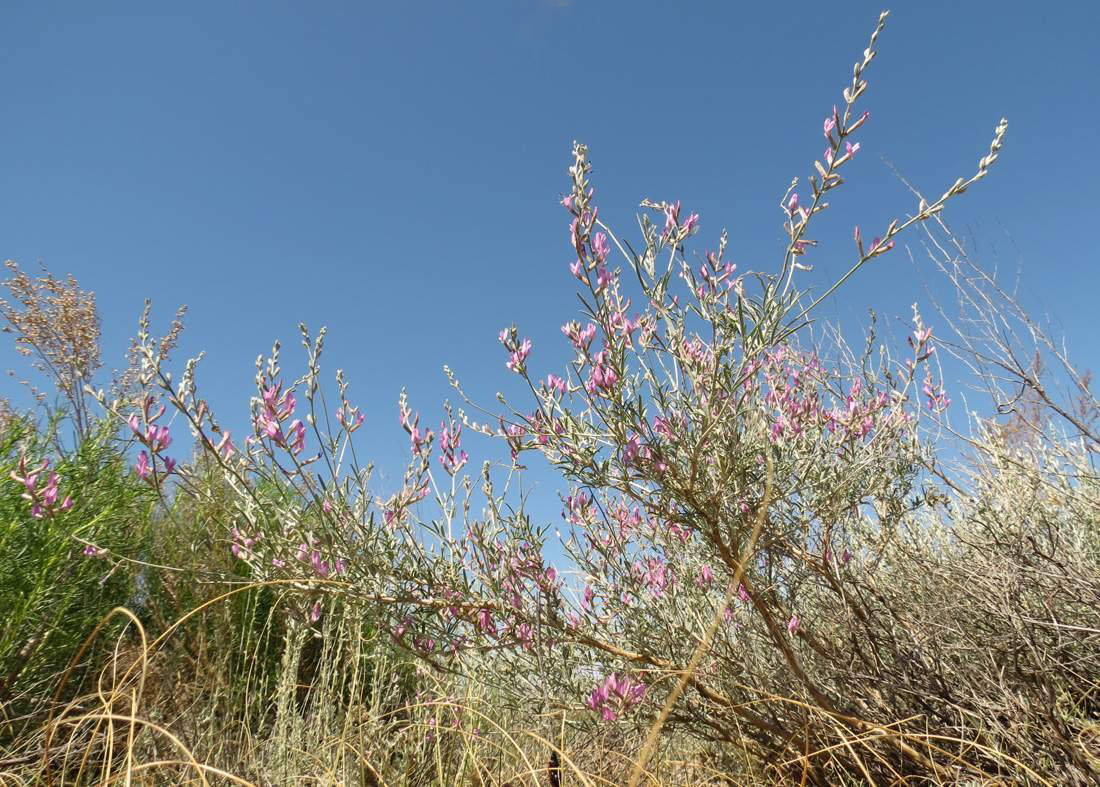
[565,490,592,526]
[763,348,825,442]
[585,673,646,721]
[129,395,177,479]
[631,555,671,596]
[11,455,73,518]
[662,200,699,244]
[336,403,365,433]
[295,536,346,578]
[695,250,740,301]
[824,377,891,442]
[499,327,532,374]
[255,382,306,455]
[231,526,261,560]
[923,374,951,413]
[608,308,642,347]
[400,402,433,457]
[905,314,950,413]
[437,417,468,475]
[561,321,597,352]
[585,349,618,394]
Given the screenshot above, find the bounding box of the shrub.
[8,10,1100,785]
[0,413,152,730]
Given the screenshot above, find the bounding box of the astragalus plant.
[78,10,1100,785]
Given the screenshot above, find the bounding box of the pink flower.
[215,431,236,459]
[135,451,151,480]
[438,422,469,474]
[407,415,433,455]
[230,527,258,559]
[869,236,894,255]
[787,614,801,635]
[595,265,612,293]
[586,673,646,722]
[506,338,532,373]
[663,200,681,238]
[515,622,533,649]
[589,350,618,392]
[310,550,330,578]
[699,564,714,586]
[41,474,59,506]
[476,608,496,635]
[258,412,281,441]
[278,391,296,420]
[592,231,610,262]
[923,374,951,412]
[652,416,675,440]
[622,434,643,466]
[148,425,171,452]
[288,419,306,455]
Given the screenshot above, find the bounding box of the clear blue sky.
[2,1,1097,523]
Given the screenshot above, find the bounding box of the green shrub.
[0,412,152,729]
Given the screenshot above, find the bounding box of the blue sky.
[1,1,1097,526]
